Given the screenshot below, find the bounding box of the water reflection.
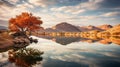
[9,48,43,67]
[0,48,43,67]
[38,35,120,45]
[27,36,120,67]
[52,37,81,45]
[0,35,120,67]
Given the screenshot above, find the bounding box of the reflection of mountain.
[110,36,120,45]
[107,24,120,35]
[39,36,82,45]
[39,35,120,45]
[39,36,98,45]
[54,37,81,45]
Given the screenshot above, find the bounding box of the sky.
[0,0,120,28]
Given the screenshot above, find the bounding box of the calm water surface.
[0,36,120,67]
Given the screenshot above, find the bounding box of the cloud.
[0,1,32,21]
[82,0,120,10]
[79,0,120,10]
[101,12,120,17]
[50,0,104,14]
[7,0,18,4]
[53,12,72,19]
[71,9,86,14]
[79,16,98,20]
[0,0,15,7]
[99,0,120,8]
[0,4,14,21]
[50,5,86,14]
[28,0,46,7]
[50,6,66,12]
[28,0,57,7]
[79,0,104,10]
[17,3,34,8]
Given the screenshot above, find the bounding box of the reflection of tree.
[8,48,44,67]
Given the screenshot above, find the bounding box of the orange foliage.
[9,12,43,32]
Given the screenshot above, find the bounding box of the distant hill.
[41,22,81,32]
[0,26,7,30]
[98,24,113,30]
[78,24,113,32]
[78,25,103,31]
[43,28,59,32]
[53,22,80,32]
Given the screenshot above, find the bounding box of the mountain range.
[0,22,114,32]
[0,26,7,30]
[40,22,113,32]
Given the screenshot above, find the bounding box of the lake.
[0,36,120,67]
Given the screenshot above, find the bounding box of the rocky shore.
[0,31,38,50]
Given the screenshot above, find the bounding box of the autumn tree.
[9,12,43,36]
